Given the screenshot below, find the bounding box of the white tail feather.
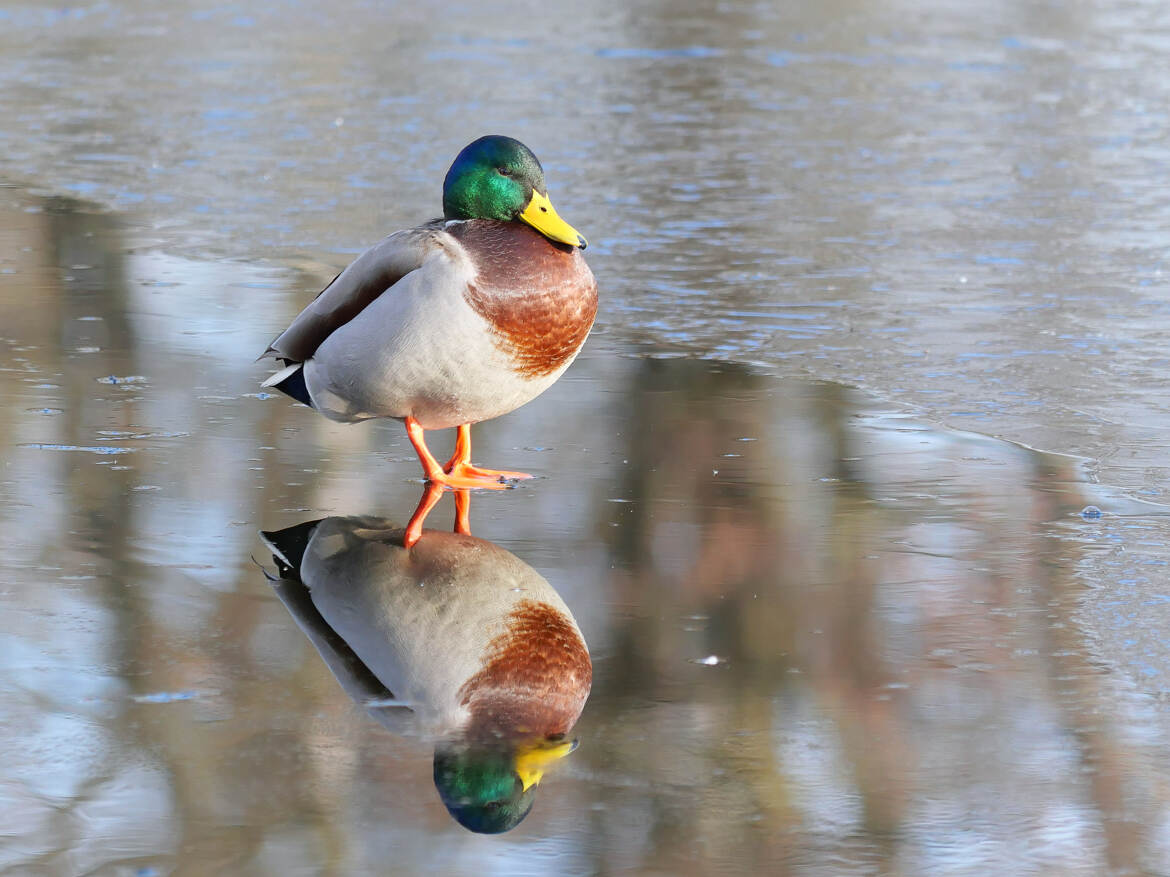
[258,531,293,569]
[262,362,302,389]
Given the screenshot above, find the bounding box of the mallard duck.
[260,135,597,488]
[262,514,592,834]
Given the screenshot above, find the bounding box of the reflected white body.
[276,517,585,736]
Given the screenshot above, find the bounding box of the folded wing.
[261,225,440,363]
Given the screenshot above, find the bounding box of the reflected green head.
[442,135,546,222]
[432,745,536,834]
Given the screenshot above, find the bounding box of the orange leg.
[441,422,472,472]
[405,418,531,488]
[442,423,533,483]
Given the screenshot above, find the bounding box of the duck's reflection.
[261,501,592,834]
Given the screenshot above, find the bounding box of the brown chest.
[459,599,593,736]
[450,221,598,378]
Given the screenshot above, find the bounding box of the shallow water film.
[5,1,1170,875]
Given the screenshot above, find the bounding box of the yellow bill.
[515,737,578,791]
[520,190,588,249]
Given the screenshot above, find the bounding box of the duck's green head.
[442,135,587,249]
[432,736,577,834]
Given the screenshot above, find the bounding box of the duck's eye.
[497,167,511,176]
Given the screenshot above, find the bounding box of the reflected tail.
[260,519,322,578]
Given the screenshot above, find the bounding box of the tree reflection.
[580,358,1157,875]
